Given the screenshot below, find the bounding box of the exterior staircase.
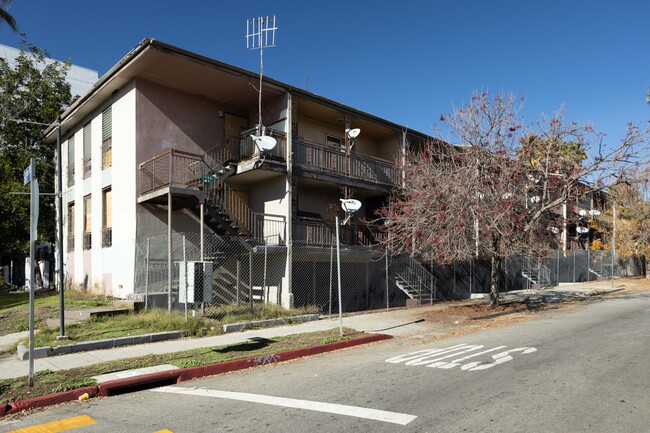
[521,259,551,287]
[393,257,437,305]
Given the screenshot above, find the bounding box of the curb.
[16,331,188,360]
[223,314,320,333]
[1,333,391,416]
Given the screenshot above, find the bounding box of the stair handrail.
[408,257,437,299]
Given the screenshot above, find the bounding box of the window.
[67,202,75,252]
[102,188,112,248]
[102,107,112,169]
[67,136,75,187]
[83,195,91,250]
[326,135,343,152]
[83,122,92,178]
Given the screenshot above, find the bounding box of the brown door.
[224,114,249,161]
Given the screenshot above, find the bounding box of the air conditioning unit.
[179,261,213,304]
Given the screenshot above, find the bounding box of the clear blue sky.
[1,0,648,145]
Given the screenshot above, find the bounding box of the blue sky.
[1,0,648,145]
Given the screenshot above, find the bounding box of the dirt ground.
[420,277,650,332]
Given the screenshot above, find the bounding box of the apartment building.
[43,39,432,311]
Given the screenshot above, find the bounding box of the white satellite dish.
[346,128,361,139]
[588,209,601,217]
[576,226,589,234]
[579,210,587,217]
[340,198,362,213]
[252,134,277,151]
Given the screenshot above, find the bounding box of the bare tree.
[379,92,649,305]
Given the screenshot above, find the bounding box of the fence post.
[249,250,253,311]
[263,242,268,303]
[385,247,389,310]
[573,250,576,283]
[329,245,333,316]
[183,235,187,321]
[145,238,150,310]
[236,260,240,304]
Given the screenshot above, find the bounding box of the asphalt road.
[3,292,650,433]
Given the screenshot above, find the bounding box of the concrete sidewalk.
[0,282,625,381]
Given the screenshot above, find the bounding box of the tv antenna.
[246,16,278,139]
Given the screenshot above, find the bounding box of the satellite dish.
[579,210,587,217]
[252,134,277,151]
[340,198,362,213]
[346,128,361,139]
[588,209,601,217]
[576,227,589,234]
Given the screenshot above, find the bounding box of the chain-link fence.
[134,232,646,315]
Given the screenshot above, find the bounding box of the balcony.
[138,149,204,197]
[294,139,400,187]
[293,220,386,247]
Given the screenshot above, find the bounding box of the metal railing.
[294,139,400,186]
[102,227,112,248]
[240,127,287,161]
[138,149,203,195]
[293,220,385,247]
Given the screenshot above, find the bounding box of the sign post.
[25,158,39,386]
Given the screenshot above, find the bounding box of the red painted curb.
[3,385,98,416]
[97,370,182,396]
[2,333,392,415]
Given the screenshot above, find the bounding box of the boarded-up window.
[67,136,75,187]
[83,123,92,178]
[83,195,91,250]
[67,202,75,252]
[102,107,112,169]
[102,188,112,247]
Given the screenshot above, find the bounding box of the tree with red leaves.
[379,92,648,306]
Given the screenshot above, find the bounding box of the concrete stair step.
[45,307,130,328]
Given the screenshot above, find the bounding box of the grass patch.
[0,328,357,404]
[26,309,207,348]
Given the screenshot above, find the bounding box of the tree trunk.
[490,255,502,306]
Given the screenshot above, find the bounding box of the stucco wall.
[135,79,224,164]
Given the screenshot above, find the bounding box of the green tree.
[0,44,72,255]
[0,0,18,33]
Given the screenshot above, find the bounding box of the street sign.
[23,164,32,186]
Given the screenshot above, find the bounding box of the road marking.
[153,430,174,433]
[386,344,537,371]
[152,386,417,426]
[6,415,96,433]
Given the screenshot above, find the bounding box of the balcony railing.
[83,232,91,250]
[239,128,287,162]
[138,149,204,195]
[294,139,400,186]
[102,227,112,248]
[293,220,385,247]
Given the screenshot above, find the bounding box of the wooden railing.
[294,139,400,186]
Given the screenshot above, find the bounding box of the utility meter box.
[179,261,213,304]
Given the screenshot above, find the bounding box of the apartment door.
[224,113,248,160]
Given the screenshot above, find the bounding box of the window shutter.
[102,107,112,142]
[83,123,92,160]
[68,136,75,164]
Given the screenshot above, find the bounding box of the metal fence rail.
[134,230,645,316]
